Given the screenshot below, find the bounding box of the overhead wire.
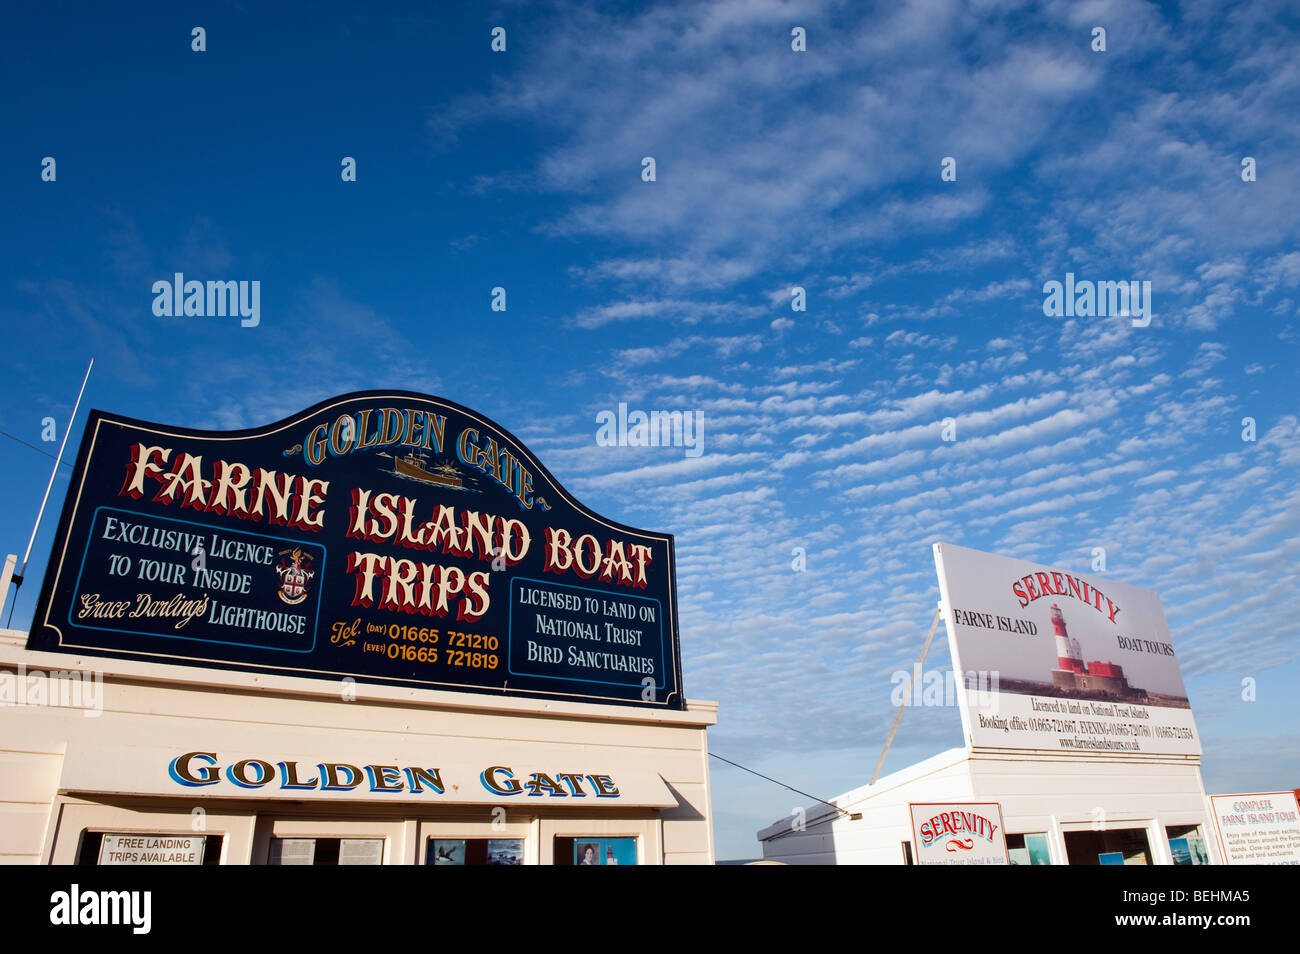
[708,751,853,826]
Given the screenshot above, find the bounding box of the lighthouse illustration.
[1047,604,1145,700]
[1051,604,1085,673]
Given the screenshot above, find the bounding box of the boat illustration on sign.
[381,451,465,489]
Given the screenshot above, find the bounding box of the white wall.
[759,747,1215,865]
[969,751,1215,865]
[0,629,716,865]
[758,749,973,864]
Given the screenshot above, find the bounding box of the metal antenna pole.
[15,358,94,584]
[869,606,942,786]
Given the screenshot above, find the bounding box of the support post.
[0,554,17,625]
[869,605,943,786]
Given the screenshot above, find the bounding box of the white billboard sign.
[909,802,1008,865]
[932,542,1200,756]
[1208,792,1300,865]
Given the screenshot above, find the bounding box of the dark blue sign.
[28,392,684,709]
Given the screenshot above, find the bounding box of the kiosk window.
[556,837,636,865]
[268,837,383,865]
[1007,833,1051,865]
[426,838,522,866]
[1062,828,1151,865]
[1166,825,1210,865]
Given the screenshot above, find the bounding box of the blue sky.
[2,0,1298,860]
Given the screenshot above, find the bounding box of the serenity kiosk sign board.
[29,392,684,709]
[932,543,1199,755]
[909,803,1008,866]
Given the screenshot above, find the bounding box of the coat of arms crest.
[275,547,315,605]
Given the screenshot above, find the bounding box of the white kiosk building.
[0,392,717,866]
[759,543,1216,866]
